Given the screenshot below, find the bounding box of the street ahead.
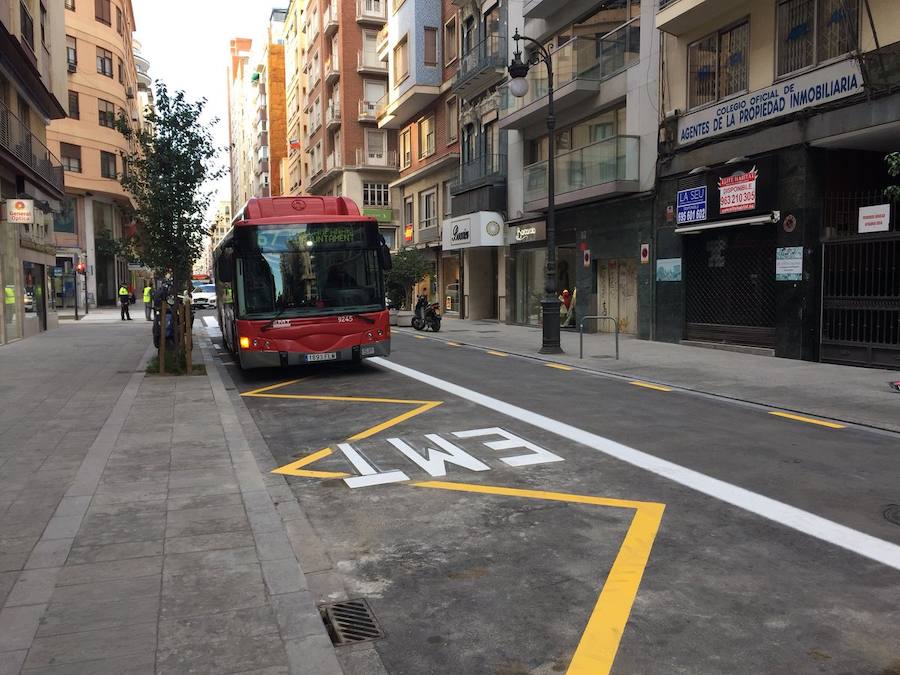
[210,323,900,675]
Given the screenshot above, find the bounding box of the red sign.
[640,243,650,264]
[718,167,758,214]
[403,223,414,243]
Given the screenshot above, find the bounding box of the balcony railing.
[0,100,64,195]
[359,99,378,121]
[454,34,506,95]
[326,101,341,128]
[458,154,506,189]
[376,25,390,54]
[523,136,639,205]
[501,23,639,117]
[325,150,342,172]
[326,55,340,82]
[356,0,386,23]
[354,147,397,168]
[324,4,339,34]
[658,0,680,8]
[358,50,386,73]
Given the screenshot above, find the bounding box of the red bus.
[212,196,393,369]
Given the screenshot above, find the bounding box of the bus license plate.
[306,352,337,362]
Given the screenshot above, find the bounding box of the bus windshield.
[235,223,385,319]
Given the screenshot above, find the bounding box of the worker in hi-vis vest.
[118,283,132,321]
[143,283,153,321]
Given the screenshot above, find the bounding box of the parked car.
[191,284,217,310]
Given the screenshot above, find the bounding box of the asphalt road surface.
[203,316,900,675]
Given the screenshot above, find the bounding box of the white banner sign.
[718,168,757,214]
[678,59,863,146]
[5,199,34,224]
[858,204,890,233]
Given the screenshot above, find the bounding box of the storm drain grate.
[319,598,384,646]
[884,504,900,526]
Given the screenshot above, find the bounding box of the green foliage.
[384,248,431,309]
[117,82,225,290]
[886,152,900,202]
[94,229,126,258]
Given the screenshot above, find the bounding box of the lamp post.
[508,29,561,354]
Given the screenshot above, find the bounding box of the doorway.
[597,258,637,334]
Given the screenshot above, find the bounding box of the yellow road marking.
[241,378,306,397]
[769,411,845,429]
[447,341,461,347]
[629,381,673,392]
[271,447,350,479]
[486,350,508,357]
[414,335,426,340]
[414,481,664,675]
[546,363,573,371]
[347,401,443,441]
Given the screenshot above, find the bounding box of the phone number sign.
[718,168,758,214]
[676,187,707,225]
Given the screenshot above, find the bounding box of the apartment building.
[654,0,900,367]
[501,0,655,335]
[203,200,232,276]
[301,0,399,247]
[47,0,141,311]
[283,0,304,195]
[228,37,254,214]
[133,38,152,123]
[379,0,460,299]
[1,0,68,344]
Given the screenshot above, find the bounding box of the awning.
[675,211,780,235]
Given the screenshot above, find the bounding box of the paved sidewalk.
[400,318,900,432]
[0,321,341,673]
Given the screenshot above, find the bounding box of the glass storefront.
[1,221,21,343]
[514,247,546,325]
[441,253,461,314]
[23,261,47,331]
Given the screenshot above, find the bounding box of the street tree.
[117,81,225,291]
[385,248,431,309]
[886,152,900,201]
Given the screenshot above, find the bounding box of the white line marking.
[370,357,900,571]
[203,315,220,328]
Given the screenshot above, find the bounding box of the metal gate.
[820,192,900,369]
[684,225,777,346]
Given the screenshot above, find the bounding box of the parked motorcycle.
[412,295,441,332]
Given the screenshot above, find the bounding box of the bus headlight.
[377,329,384,337]
[239,336,250,349]
[367,331,374,340]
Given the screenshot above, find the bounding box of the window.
[424,27,438,67]
[116,6,123,34]
[117,58,124,84]
[20,2,34,51]
[95,0,111,25]
[363,183,390,207]
[404,196,413,226]
[97,47,113,77]
[365,129,386,165]
[419,189,437,229]
[446,98,458,142]
[443,181,453,217]
[399,128,411,169]
[100,150,116,178]
[40,4,47,47]
[65,0,75,9]
[67,90,79,119]
[394,36,408,83]
[444,17,457,64]
[777,0,858,76]
[66,35,77,69]
[60,143,82,172]
[687,21,748,109]
[418,115,435,158]
[98,98,115,127]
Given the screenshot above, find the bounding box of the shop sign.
[442,212,505,250]
[677,59,863,146]
[656,258,682,282]
[640,243,650,264]
[583,249,591,268]
[676,187,707,224]
[510,221,546,244]
[719,168,758,214]
[776,246,803,281]
[403,223,414,243]
[362,207,394,223]
[6,199,34,224]
[450,220,470,245]
[858,204,890,233]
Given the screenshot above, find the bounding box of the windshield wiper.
[260,306,290,332]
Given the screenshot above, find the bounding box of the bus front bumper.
[238,339,391,369]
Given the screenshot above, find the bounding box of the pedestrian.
[143,283,153,321]
[118,282,132,320]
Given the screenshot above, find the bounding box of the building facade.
[654,0,900,367]
[282,0,305,196]
[228,37,254,214]
[47,0,141,311]
[1,0,67,344]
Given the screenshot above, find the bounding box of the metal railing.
[354,148,397,168]
[458,154,506,188]
[359,99,378,119]
[454,34,506,90]
[356,0,386,22]
[0,100,64,193]
[580,315,619,360]
[358,50,386,71]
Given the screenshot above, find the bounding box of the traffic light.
[75,262,86,274]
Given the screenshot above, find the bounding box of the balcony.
[0,101,64,199]
[455,154,507,192]
[656,0,744,36]
[522,135,639,212]
[354,147,397,170]
[326,101,341,130]
[323,4,339,36]
[453,34,506,100]
[358,99,378,122]
[256,157,269,176]
[325,55,340,84]
[376,25,390,59]
[357,50,387,76]
[522,0,555,19]
[376,82,441,129]
[356,0,386,25]
[500,25,639,130]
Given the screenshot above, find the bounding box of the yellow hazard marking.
[546,363,573,371]
[243,379,444,477]
[414,481,664,675]
[769,411,845,429]
[486,350,508,357]
[414,335,427,340]
[447,341,462,347]
[629,380,673,392]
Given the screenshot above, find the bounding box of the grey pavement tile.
[67,540,163,565]
[98,470,169,487]
[161,562,267,620]
[0,570,18,606]
[158,605,279,648]
[73,510,165,547]
[164,504,249,538]
[284,518,333,574]
[86,499,167,516]
[114,431,172,449]
[253,531,296,562]
[163,546,259,574]
[168,456,233,471]
[241,490,273,514]
[156,632,286,674]
[41,515,84,541]
[167,468,238,491]
[0,650,27,675]
[25,540,72,570]
[0,603,45,651]
[36,594,160,637]
[270,591,325,640]
[233,667,289,675]
[261,559,307,596]
[93,479,168,498]
[0,517,49,540]
[334,646,388,675]
[166,491,243,512]
[23,621,156,669]
[304,571,348,606]
[52,496,91,519]
[166,482,242,499]
[0,551,30,573]
[4,567,59,607]
[164,531,255,555]
[283,634,343,675]
[49,574,160,607]
[19,652,155,675]
[56,556,162,586]
[246,508,285,535]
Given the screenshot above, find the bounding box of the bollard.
[579,315,619,360]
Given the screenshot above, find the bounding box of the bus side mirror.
[217,249,234,283]
[379,238,392,271]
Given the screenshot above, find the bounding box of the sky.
[132,0,278,219]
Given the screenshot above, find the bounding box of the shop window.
[688,21,748,109]
[60,143,82,172]
[419,189,437,229]
[100,150,117,178]
[776,0,858,76]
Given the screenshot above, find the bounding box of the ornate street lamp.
[508,29,561,354]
